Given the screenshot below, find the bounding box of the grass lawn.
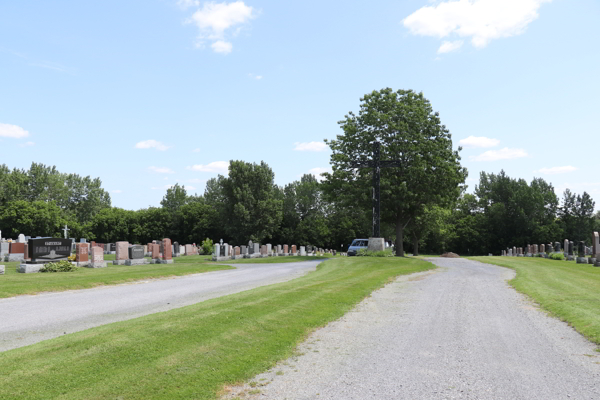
[0,255,233,299]
[470,256,600,347]
[0,256,434,400]
[214,255,333,264]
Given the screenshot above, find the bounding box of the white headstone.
[17,234,25,243]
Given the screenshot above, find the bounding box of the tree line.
[1,89,597,254]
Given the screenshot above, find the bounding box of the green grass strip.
[0,257,433,400]
[0,255,233,298]
[213,255,334,264]
[470,256,600,346]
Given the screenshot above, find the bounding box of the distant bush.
[202,238,213,256]
[40,260,79,273]
[356,248,394,257]
[549,253,564,261]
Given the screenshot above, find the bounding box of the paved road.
[225,258,600,400]
[0,260,322,352]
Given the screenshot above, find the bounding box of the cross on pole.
[350,141,402,238]
[62,224,70,239]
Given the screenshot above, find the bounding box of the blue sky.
[1,0,599,211]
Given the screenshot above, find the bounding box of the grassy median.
[0,255,233,298]
[471,256,600,346]
[0,256,433,400]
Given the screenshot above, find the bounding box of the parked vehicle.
[347,238,369,256]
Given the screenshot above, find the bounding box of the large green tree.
[220,161,283,243]
[322,88,466,256]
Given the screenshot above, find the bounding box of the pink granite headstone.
[161,238,172,260]
[261,245,267,255]
[91,246,103,263]
[151,244,159,259]
[235,246,240,255]
[291,245,297,254]
[76,243,89,262]
[115,241,129,260]
[283,244,288,254]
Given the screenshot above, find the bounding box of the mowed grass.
[471,256,600,346]
[215,255,333,264]
[0,256,434,400]
[0,255,233,298]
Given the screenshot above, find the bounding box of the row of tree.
[0,89,597,255]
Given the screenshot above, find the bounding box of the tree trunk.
[413,236,419,256]
[395,218,404,257]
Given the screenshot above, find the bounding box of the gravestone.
[564,239,569,256]
[241,246,248,255]
[291,245,297,255]
[577,241,587,263]
[0,265,4,275]
[185,244,193,256]
[159,238,173,264]
[261,245,267,256]
[125,245,147,265]
[113,241,130,265]
[266,244,272,256]
[300,246,306,256]
[87,246,107,268]
[253,242,260,255]
[150,244,160,263]
[0,242,8,257]
[593,232,600,257]
[17,234,26,243]
[7,242,25,262]
[277,245,282,255]
[26,238,71,264]
[80,238,87,243]
[248,241,254,254]
[76,243,89,266]
[174,241,180,257]
[283,244,289,256]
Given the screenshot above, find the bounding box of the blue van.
[347,238,369,256]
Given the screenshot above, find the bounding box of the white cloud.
[19,141,35,147]
[536,166,578,175]
[294,141,328,152]
[403,0,551,50]
[248,73,263,80]
[0,123,29,139]
[188,178,206,183]
[148,166,175,174]
[187,185,197,190]
[192,148,201,153]
[151,184,175,190]
[470,147,528,161]
[112,190,123,194]
[307,167,332,182]
[135,139,170,151]
[185,1,255,53]
[177,0,199,10]
[459,135,500,148]
[211,40,233,54]
[187,161,229,173]
[438,40,463,54]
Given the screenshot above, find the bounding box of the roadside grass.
[0,256,434,400]
[0,256,233,298]
[470,256,600,346]
[214,255,332,264]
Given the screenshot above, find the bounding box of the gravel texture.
[224,257,600,400]
[0,260,322,352]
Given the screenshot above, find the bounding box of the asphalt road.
[0,260,322,352]
[225,257,600,400]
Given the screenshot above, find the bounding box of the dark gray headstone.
[555,242,561,252]
[129,245,144,259]
[568,241,574,256]
[174,242,180,254]
[579,241,586,256]
[109,243,116,252]
[248,241,254,254]
[27,238,72,263]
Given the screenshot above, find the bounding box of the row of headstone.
[501,232,600,266]
[212,240,335,261]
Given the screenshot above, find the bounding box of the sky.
[1,0,599,211]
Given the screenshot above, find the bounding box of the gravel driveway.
[0,260,322,352]
[224,257,600,400]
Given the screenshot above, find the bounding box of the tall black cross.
[350,141,402,238]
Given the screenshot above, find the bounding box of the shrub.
[202,238,214,256]
[549,253,564,261]
[40,260,79,273]
[356,248,394,257]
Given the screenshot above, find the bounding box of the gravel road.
[0,260,322,352]
[224,257,600,400]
